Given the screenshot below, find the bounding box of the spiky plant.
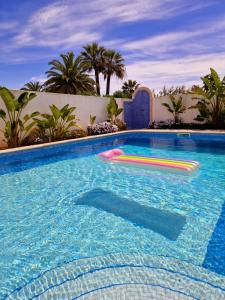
[162,94,186,123]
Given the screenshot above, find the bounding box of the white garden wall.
[0,88,201,148]
[0,90,124,148]
[153,94,199,124]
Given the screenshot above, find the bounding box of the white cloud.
[11,0,212,49]
[125,52,225,91]
[1,0,223,93]
[86,0,212,23]
[0,21,18,38]
[13,2,102,49]
[0,21,17,30]
[99,52,225,94]
[30,75,47,84]
[123,16,225,57]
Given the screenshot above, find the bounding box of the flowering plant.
[87,121,118,135]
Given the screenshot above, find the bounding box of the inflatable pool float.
[99,149,199,173]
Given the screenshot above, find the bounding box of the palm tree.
[162,94,186,123]
[80,42,105,95]
[44,52,95,95]
[102,50,125,95]
[122,80,139,98]
[21,81,43,91]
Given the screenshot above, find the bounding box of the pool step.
[6,253,225,299]
[177,133,191,137]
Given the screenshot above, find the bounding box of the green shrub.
[34,104,82,141]
[107,97,123,124]
[190,68,225,127]
[0,87,39,148]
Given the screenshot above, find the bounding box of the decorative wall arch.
[124,86,154,129]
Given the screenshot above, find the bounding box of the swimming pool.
[1,131,225,298]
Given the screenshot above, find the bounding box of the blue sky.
[1,0,225,93]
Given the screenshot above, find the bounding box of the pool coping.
[1,129,225,155]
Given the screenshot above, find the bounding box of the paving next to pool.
[0,131,225,299]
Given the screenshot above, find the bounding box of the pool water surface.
[0,132,225,298]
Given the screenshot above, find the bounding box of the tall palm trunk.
[106,75,111,95]
[95,69,100,95]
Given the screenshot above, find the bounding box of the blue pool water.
[0,132,225,298]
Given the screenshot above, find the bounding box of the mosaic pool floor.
[7,253,225,299]
[2,132,225,298]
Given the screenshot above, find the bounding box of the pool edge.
[1,129,225,155]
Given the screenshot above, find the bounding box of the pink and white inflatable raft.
[99,149,199,173]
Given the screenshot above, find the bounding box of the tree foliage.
[21,81,43,92]
[44,52,95,95]
[0,87,39,147]
[122,80,139,98]
[112,80,139,98]
[102,50,125,95]
[191,68,225,126]
[80,43,105,95]
[157,85,190,97]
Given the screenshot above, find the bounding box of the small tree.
[162,95,186,124]
[122,80,139,98]
[0,87,39,148]
[21,81,43,92]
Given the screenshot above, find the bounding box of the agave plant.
[190,68,225,127]
[107,97,123,124]
[0,87,39,148]
[162,94,186,124]
[89,115,96,125]
[34,104,81,141]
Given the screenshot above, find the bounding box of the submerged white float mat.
[76,188,186,241]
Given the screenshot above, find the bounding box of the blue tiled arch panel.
[124,91,150,129]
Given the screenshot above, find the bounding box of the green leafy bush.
[190,68,225,127]
[107,97,123,124]
[112,90,128,98]
[34,104,82,141]
[0,87,39,148]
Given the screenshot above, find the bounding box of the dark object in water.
[76,188,186,241]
